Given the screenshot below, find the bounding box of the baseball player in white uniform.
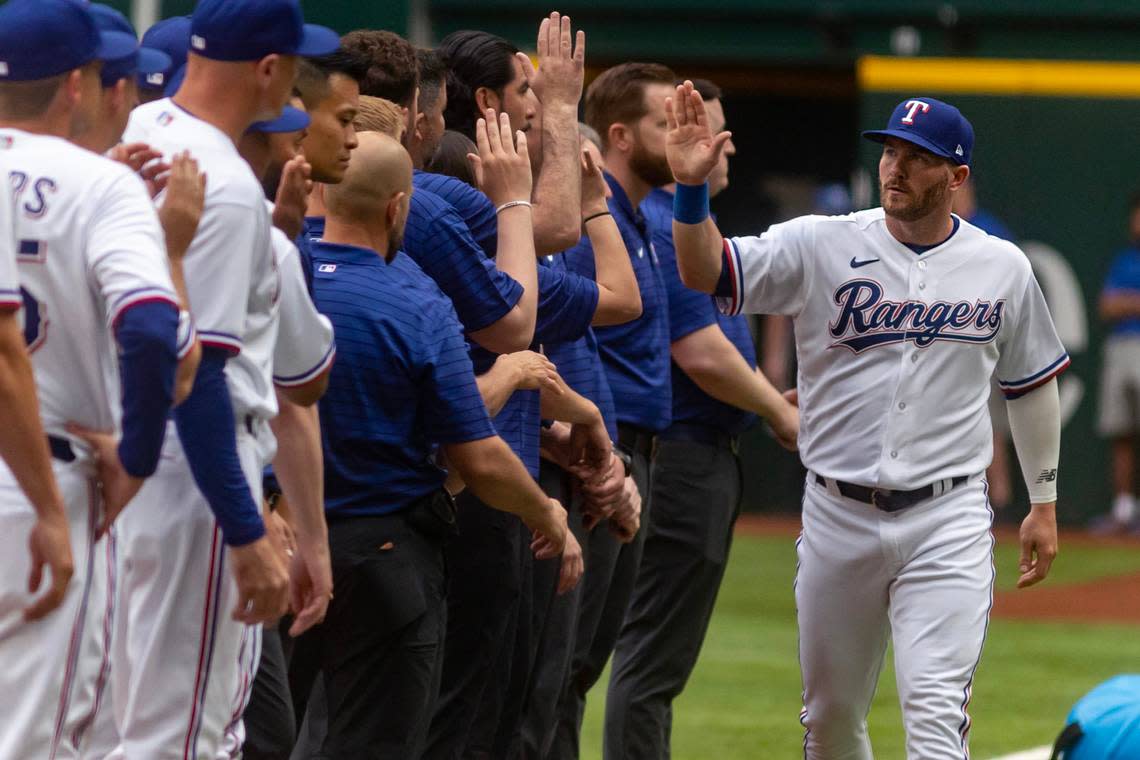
[99,2,339,758]
[665,84,1066,759]
[0,2,190,758]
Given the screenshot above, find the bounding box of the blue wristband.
[673,182,710,225]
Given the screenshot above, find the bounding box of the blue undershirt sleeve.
[115,301,178,477]
[173,347,266,546]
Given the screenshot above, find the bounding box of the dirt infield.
[735,515,1140,624]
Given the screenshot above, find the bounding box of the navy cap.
[189,0,340,63]
[863,97,974,167]
[138,16,191,91]
[248,105,311,134]
[0,0,138,82]
[88,4,171,87]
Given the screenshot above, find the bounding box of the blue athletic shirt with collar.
[642,187,758,436]
[414,169,498,256]
[311,241,496,517]
[1103,245,1140,337]
[564,172,671,433]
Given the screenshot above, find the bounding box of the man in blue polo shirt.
[550,61,679,757]
[606,79,798,759]
[300,132,574,758]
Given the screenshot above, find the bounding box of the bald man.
[298,132,573,758]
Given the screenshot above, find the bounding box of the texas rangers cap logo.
[900,100,930,125]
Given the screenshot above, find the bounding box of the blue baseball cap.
[189,0,340,63]
[138,16,191,91]
[0,0,139,82]
[863,97,974,167]
[248,106,311,134]
[88,4,172,88]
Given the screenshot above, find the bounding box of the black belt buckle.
[870,488,904,512]
[48,435,75,463]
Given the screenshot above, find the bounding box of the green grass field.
[579,529,1140,759]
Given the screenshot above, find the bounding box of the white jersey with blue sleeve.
[0,128,178,438]
[719,209,1069,490]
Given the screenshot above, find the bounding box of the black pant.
[242,623,296,759]
[424,492,524,760]
[551,432,653,759]
[605,436,743,760]
[295,504,448,760]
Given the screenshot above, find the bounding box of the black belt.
[617,423,656,459]
[658,421,738,452]
[326,489,458,541]
[814,473,968,512]
[49,435,75,463]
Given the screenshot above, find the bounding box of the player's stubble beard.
[881,173,951,223]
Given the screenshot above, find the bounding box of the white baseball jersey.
[719,209,1069,490]
[0,156,20,311]
[124,99,276,421]
[0,129,179,439]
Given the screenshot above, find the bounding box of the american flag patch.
[157,111,174,126]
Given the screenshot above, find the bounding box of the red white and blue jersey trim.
[273,342,336,388]
[109,286,180,328]
[197,330,242,357]
[998,352,1071,399]
[0,287,22,309]
[715,238,745,317]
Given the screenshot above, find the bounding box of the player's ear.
[949,164,970,193]
[607,123,631,155]
[474,86,499,114]
[254,54,282,91]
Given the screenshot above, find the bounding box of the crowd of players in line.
[0,0,800,758]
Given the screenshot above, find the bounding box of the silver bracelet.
[496,200,533,214]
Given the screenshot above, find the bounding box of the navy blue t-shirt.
[564,173,671,433]
[468,258,600,476]
[1103,245,1140,337]
[403,186,523,334]
[311,242,496,517]
[642,188,758,436]
[414,169,498,257]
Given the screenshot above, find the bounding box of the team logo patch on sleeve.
[828,278,1004,352]
[318,263,336,273]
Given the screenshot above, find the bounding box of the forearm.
[1006,378,1061,506]
[532,102,582,255]
[116,303,179,477]
[539,372,601,425]
[493,207,538,342]
[0,322,64,520]
[445,437,551,524]
[588,217,641,326]
[268,396,326,547]
[673,216,725,294]
[760,315,792,390]
[539,421,574,468]
[674,327,787,420]
[475,358,521,417]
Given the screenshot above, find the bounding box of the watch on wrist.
[613,446,633,478]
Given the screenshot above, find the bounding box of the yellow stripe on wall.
[859,55,1140,99]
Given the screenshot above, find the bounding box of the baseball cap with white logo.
[138,16,192,91]
[88,4,172,88]
[0,0,138,82]
[189,0,340,62]
[862,96,974,167]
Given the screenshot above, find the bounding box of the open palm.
[665,80,733,186]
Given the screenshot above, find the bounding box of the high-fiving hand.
[515,11,585,108]
[665,80,734,186]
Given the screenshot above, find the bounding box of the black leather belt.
[814,473,968,512]
[617,423,656,459]
[658,421,738,452]
[49,435,75,463]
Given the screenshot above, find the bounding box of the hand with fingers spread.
[580,148,610,218]
[665,79,734,186]
[66,423,144,537]
[273,155,313,240]
[467,110,533,207]
[500,350,561,394]
[229,535,290,625]
[516,11,585,108]
[158,151,207,261]
[24,511,73,621]
[1017,502,1058,589]
[110,142,170,198]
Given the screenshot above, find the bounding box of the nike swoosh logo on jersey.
[850,257,880,268]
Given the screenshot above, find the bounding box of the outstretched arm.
[665,81,734,294]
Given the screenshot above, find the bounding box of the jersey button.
[918,261,927,270]
[919,282,927,290]
[911,354,919,363]
[898,402,906,410]
[890,450,899,459]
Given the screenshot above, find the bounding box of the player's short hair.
[687,78,723,102]
[354,95,406,142]
[424,130,478,187]
[0,74,67,121]
[416,48,448,116]
[340,30,419,109]
[578,122,602,150]
[295,47,371,112]
[585,62,677,151]
[437,30,520,141]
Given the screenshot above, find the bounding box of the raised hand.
[580,148,610,217]
[158,151,206,261]
[665,80,734,186]
[273,155,313,240]
[516,11,585,108]
[467,110,533,207]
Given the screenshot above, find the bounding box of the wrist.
[673,182,710,224]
